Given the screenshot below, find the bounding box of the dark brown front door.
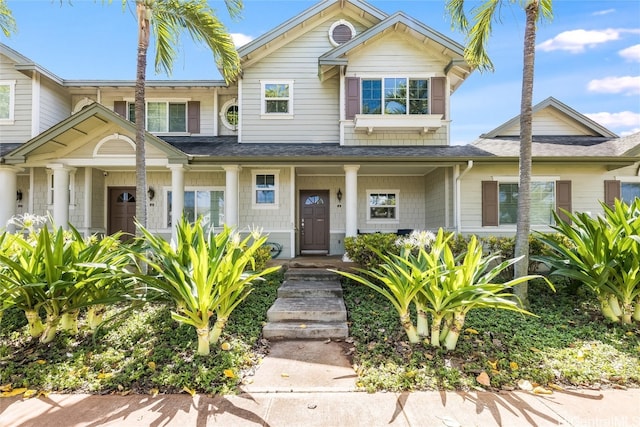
[108,187,136,239]
[299,190,329,254]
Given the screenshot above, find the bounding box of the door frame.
[299,189,330,254]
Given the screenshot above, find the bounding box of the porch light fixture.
[148,187,155,201]
[337,188,342,202]
[16,190,23,201]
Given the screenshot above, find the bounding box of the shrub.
[344,233,400,270]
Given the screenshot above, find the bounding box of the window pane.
[369,193,397,219]
[621,183,640,203]
[265,84,289,98]
[128,103,136,123]
[362,79,382,114]
[384,78,407,115]
[167,191,172,227]
[0,85,10,119]
[226,105,238,126]
[256,190,275,204]
[147,102,167,132]
[184,191,195,223]
[409,79,429,114]
[499,183,518,224]
[531,182,555,224]
[169,103,186,132]
[266,100,289,113]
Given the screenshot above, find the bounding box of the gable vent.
[329,20,356,47]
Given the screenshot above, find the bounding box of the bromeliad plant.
[135,216,280,355]
[0,221,137,342]
[335,229,547,350]
[536,199,640,324]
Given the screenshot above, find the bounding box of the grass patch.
[0,272,281,395]
[344,278,640,392]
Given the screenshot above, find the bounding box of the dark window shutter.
[188,101,200,134]
[430,77,446,118]
[604,180,621,206]
[114,101,126,118]
[555,180,572,223]
[482,181,499,226]
[345,77,360,120]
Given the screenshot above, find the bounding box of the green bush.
[344,233,400,270]
[251,245,272,272]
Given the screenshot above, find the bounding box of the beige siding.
[500,108,599,137]
[239,167,293,230]
[347,33,450,75]
[240,16,350,143]
[425,168,451,230]
[459,163,640,235]
[39,78,70,132]
[357,175,425,233]
[1,53,32,144]
[344,124,448,146]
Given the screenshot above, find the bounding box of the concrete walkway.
[1,339,639,426]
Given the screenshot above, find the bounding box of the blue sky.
[3,0,640,144]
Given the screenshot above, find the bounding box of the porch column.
[0,166,20,232]
[48,164,74,229]
[84,167,92,236]
[223,165,240,227]
[169,164,186,243]
[344,164,360,238]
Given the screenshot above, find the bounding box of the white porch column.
[48,164,74,229]
[169,164,186,242]
[344,164,360,238]
[0,166,20,232]
[223,165,240,227]
[84,167,93,236]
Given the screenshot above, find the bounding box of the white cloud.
[620,128,640,137]
[537,29,620,53]
[592,9,615,16]
[587,76,640,95]
[231,33,253,47]
[620,44,640,62]
[585,111,640,128]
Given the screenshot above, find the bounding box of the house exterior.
[0,0,638,257]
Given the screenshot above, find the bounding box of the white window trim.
[252,170,279,209]
[164,186,225,228]
[0,80,16,124]
[260,80,294,119]
[219,98,238,131]
[616,176,640,182]
[366,189,400,223]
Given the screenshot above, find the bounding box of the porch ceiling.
[295,164,441,176]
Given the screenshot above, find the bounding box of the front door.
[299,190,330,254]
[108,187,136,239]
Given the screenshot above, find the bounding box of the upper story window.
[362,78,429,115]
[128,101,187,132]
[252,170,279,208]
[261,81,294,118]
[0,80,16,124]
[220,99,239,131]
[328,20,356,47]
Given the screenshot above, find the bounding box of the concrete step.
[284,268,340,282]
[262,321,349,339]
[267,297,347,322]
[277,280,343,298]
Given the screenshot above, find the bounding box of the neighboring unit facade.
[0,0,638,258]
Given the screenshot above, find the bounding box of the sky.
[2,0,640,145]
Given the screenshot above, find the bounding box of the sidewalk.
[1,340,638,426]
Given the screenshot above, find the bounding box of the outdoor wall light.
[337,188,342,202]
[16,190,23,201]
[148,187,155,201]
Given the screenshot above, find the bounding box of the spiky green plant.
[536,199,640,324]
[135,216,280,355]
[335,229,546,350]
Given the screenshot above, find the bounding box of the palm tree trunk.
[134,1,150,234]
[513,0,539,309]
